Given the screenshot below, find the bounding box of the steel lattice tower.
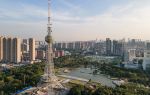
[41,0,64,95]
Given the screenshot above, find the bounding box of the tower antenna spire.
[47,0,51,35]
[48,0,51,25]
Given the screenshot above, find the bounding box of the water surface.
[62,67,115,87]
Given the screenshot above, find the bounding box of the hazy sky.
[0,0,150,41]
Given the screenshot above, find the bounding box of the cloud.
[59,0,81,11]
[53,0,150,41]
[0,4,48,21]
[1,0,150,41]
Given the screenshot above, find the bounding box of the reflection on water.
[62,67,115,87]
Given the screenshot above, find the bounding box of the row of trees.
[54,55,89,68]
[0,63,45,94]
[68,83,150,95]
[0,55,85,94]
[92,62,150,87]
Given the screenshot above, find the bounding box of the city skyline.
[1,0,150,41]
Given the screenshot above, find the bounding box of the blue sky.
[0,0,150,41]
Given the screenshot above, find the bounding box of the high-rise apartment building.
[36,50,45,60]
[143,42,150,70]
[106,38,112,56]
[94,41,105,55]
[12,38,21,63]
[2,37,21,63]
[0,36,38,63]
[113,40,118,55]
[75,41,82,50]
[29,38,35,62]
[0,37,3,61]
[7,37,13,62]
[3,37,7,62]
[113,40,124,56]
[147,42,150,50]
[68,42,75,49]
[21,39,28,53]
[62,42,67,49]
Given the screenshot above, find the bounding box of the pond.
[61,67,115,87]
